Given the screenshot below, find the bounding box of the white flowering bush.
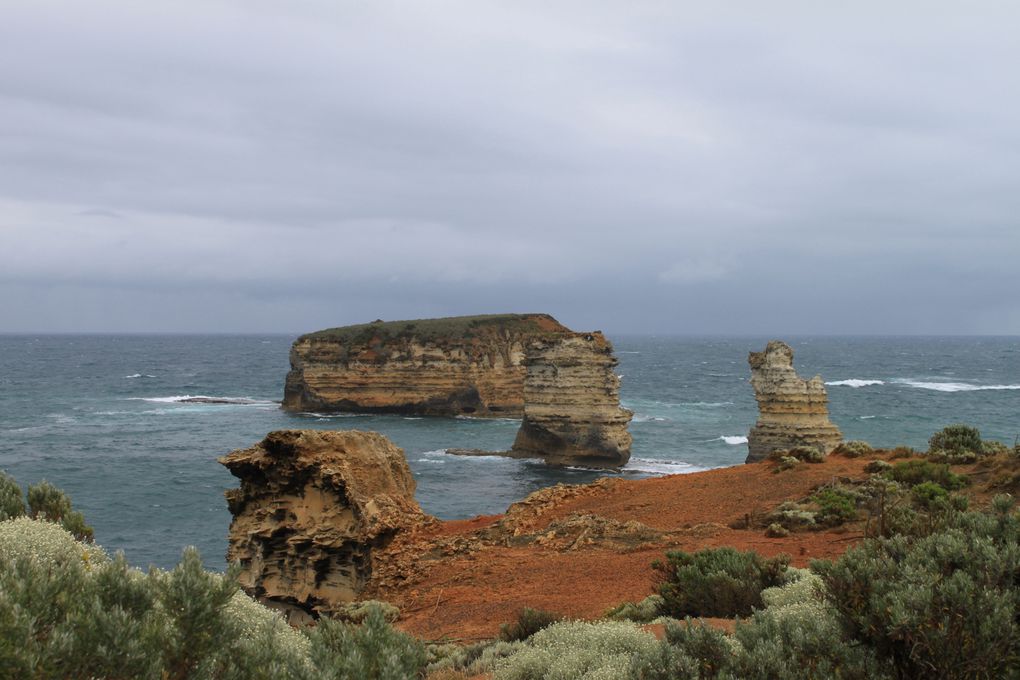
[0,513,425,679]
[494,620,659,680]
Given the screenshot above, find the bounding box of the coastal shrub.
[928,424,983,456]
[815,497,1020,679]
[329,599,400,624]
[885,459,966,490]
[639,570,891,679]
[426,640,524,677]
[864,459,892,474]
[773,455,800,472]
[834,440,873,458]
[764,522,789,538]
[606,594,664,623]
[889,446,915,459]
[0,473,93,541]
[0,472,25,521]
[766,502,817,531]
[493,620,659,680]
[811,487,859,527]
[774,446,825,463]
[499,607,563,642]
[308,604,426,680]
[0,512,435,679]
[910,481,948,509]
[655,547,790,618]
[982,439,1010,456]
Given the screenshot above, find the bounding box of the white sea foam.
[129,395,276,405]
[719,435,748,445]
[618,351,641,354]
[825,379,885,388]
[895,379,1020,393]
[859,415,877,420]
[632,414,669,423]
[625,458,706,476]
[124,373,156,379]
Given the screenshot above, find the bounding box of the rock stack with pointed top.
[746,340,842,463]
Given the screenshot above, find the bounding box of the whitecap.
[719,435,748,445]
[129,395,278,406]
[632,414,670,423]
[894,379,1020,393]
[625,458,706,476]
[403,417,424,420]
[618,351,641,354]
[859,415,877,420]
[825,379,885,388]
[124,373,156,379]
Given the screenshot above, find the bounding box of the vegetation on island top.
[299,313,567,345]
[3,422,1020,679]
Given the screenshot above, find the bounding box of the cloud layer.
[1,1,1018,333]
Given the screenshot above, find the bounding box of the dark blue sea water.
[1,335,1018,570]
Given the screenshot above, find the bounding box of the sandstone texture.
[219,430,431,621]
[746,340,842,463]
[511,333,633,468]
[283,314,571,416]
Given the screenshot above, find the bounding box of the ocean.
[1,334,1018,570]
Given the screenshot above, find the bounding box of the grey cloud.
[0,1,1018,333]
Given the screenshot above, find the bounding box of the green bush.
[885,459,966,490]
[0,472,25,521]
[864,459,892,474]
[307,605,425,680]
[811,487,859,527]
[928,424,983,456]
[910,481,948,509]
[834,441,874,458]
[815,497,1020,679]
[0,514,426,679]
[606,595,664,623]
[639,570,891,679]
[426,639,524,677]
[655,547,790,618]
[499,607,563,642]
[493,620,659,680]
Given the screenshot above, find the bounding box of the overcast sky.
[1,1,1018,334]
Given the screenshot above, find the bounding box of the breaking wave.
[894,379,1020,393]
[625,458,706,476]
[718,435,748,445]
[124,373,156,379]
[825,379,885,388]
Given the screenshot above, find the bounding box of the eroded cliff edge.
[746,340,842,463]
[219,430,432,622]
[283,314,571,416]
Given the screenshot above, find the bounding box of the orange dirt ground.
[368,453,888,642]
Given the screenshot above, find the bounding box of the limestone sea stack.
[511,333,633,468]
[219,430,430,621]
[283,314,572,416]
[745,340,842,463]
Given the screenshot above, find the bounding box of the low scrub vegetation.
[498,607,563,642]
[654,547,791,618]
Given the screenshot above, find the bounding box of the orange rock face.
[511,333,633,468]
[282,314,571,416]
[746,341,843,462]
[219,430,432,621]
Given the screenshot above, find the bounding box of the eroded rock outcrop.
[746,341,842,463]
[219,430,430,621]
[283,314,571,416]
[511,333,633,468]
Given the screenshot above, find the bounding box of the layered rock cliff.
[283,314,571,416]
[511,333,633,468]
[746,341,842,463]
[219,430,430,621]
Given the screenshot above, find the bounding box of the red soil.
[371,454,877,641]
